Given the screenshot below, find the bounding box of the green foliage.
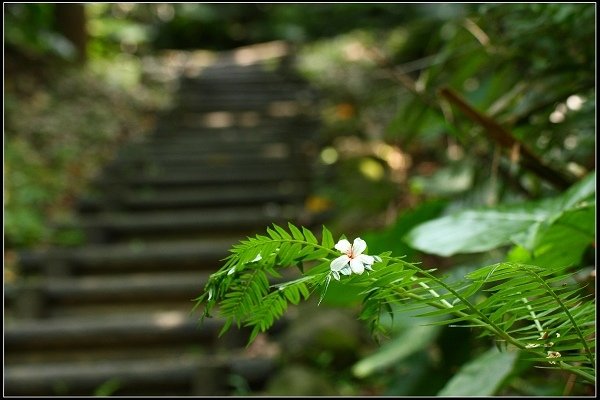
[193,3,596,396]
[437,347,519,396]
[152,4,423,50]
[405,171,595,258]
[362,199,447,259]
[352,317,442,379]
[4,4,76,60]
[196,222,595,387]
[299,3,594,212]
[197,224,336,341]
[4,64,169,248]
[93,378,121,396]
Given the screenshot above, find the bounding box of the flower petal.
[352,237,367,256]
[334,239,352,253]
[350,258,365,274]
[356,254,374,265]
[332,271,340,281]
[330,255,350,271]
[340,265,352,275]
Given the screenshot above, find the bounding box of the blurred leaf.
[352,323,441,378]
[405,207,542,256]
[363,199,447,258]
[508,202,595,268]
[410,160,475,196]
[405,172,595,256]
[437,347,519,396]
[382,351,435,396]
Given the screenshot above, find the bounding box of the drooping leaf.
[405,172,595,256]
[437,347,519,396]
[352,323,442,378]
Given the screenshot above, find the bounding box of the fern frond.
[194,224,595,384]
[196,223,338,341]
[466,262,596,373]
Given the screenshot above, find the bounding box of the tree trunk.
[54,4,87,63]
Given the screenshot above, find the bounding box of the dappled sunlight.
[152,311,187,329]
[232,40,289,66]
[201,111,235,128]
[267,100,301,118]
[185,104,307,128]
[358,158,385,181]
[184,111,270,128]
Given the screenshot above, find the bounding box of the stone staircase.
[4,44,324,396]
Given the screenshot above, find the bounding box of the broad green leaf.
[405,208,541,256]
[437,347,519,396]
[560,171,596,210]
[405,172,595,256]
[363,199,446,257]
[508,203,595,268]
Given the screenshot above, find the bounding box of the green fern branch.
[527,268,595,365]
[195,223,596,384]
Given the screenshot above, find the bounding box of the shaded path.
[5,43,323,396]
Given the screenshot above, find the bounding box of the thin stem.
[527,269,595,366]
[557,362,596,384]
[410,276,454,308]
[381,256,596,384]
[392,256,525,348]
[521,296,544,334]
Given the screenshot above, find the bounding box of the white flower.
[330,237,378,280]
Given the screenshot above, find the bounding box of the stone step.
[6,270,299,319]
[101,163,307,182]
[5,271,209,319]
[121,140,294,155]
[5,48,319,398]
[4,311,234,353]
[94,168,311,187]
[133,138,316,155]
[175,88,311,99]
[4,353,276,396]
[59,205,299,241]
[180,74,304,85]
[173,96,314,111]
[106,155,303,173]
[158,114,316,130]
[150,121,319,140]
[77,183,305,212]
[17,238,238,275]
[8,271,209,306]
